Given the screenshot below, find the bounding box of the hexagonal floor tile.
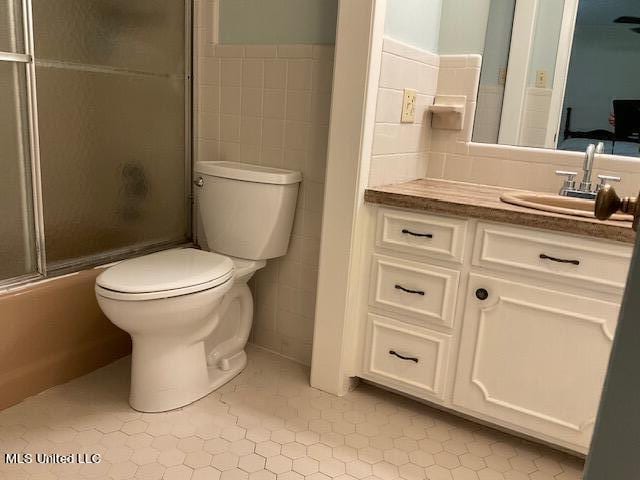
[0,346,584,480]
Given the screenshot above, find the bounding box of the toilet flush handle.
[194,176,204,188]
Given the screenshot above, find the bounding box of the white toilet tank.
[195,161,302,260]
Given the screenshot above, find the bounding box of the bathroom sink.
[500,191,634,222]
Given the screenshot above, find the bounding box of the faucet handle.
[596,174,621,192]
[556,170,578,180]
[555,171,578,195]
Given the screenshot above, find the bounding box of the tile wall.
[363,38,640,197]
[368,38,439,187]
[193,2,334,365]
[427,55,640,198]
[519,87,553,148]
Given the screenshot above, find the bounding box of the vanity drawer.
[473,222,632,289]
[364,314,451,400]
[370,255,459,328]
[376,208,468,263]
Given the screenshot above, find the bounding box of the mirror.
[473,0,640,159]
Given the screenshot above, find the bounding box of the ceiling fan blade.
[614,16,640,25]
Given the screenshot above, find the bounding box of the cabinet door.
[453,274,619,452]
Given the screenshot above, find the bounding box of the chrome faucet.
[555,142,620,200]
[579,143,598,192]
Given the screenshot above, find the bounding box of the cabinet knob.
[475,288,489,301]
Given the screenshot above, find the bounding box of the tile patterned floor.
[0,346,584,480]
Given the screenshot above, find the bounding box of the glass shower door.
[32,0,190,268]
[0,0,38,282]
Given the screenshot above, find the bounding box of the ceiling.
[576,0,640,26]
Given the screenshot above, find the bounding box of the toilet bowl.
[96,162,301,412]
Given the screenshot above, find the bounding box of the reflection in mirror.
[473,0,516,144]
[473,0,640,159]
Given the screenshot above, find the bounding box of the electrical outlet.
[535,70,547,89]
[498,68,507,86]
[401,88,417,123]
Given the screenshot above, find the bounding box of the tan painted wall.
[0,268,131,410]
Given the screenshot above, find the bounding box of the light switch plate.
[498,68,507,85]
[401,88,417,123]
[535,70,547,89]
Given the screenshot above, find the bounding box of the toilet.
[95,161,302,412]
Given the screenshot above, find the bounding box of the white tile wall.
[519,87,553,148]
[193,2,335,365]
[368,38,440,187]
[428,55,640,198]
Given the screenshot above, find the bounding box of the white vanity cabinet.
[361,207,633,453]
[362,209,468,404]
[453,273,619,450]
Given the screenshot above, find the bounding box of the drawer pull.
[389,350,419,363]
[395,284,425,296]
[539,254,580,266]
[402,228,433,239]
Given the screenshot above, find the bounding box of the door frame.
[585,231,640,478]
[498,0,538,146]
[544,0,579,148]
[310,0,385,396]
[499,0,580,148]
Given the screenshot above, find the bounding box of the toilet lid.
[96,248,234,295]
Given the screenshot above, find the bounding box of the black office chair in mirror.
[472,0,640,159]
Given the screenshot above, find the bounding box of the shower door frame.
[0,0,194,289]
[0,0,46,289]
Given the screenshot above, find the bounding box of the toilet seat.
[95,248,234,301]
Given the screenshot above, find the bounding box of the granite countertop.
[364,179,636,244]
